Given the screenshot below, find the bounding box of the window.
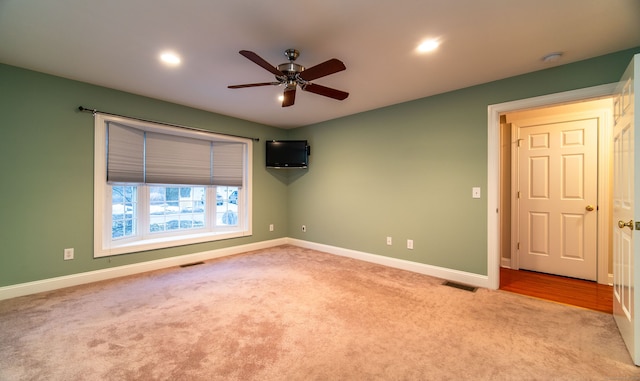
[94,114,252,257]
[147,185,206,233]
[111,184,138,239]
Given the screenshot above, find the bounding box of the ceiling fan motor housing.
[277,62,306,90]
[277,62,305,77]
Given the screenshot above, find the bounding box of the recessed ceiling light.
[160,51,181,66]
[278,95,284,102]
[542,52,563,63]
[417,39,440,53]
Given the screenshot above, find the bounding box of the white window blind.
[106,122,244,186]
[107,123,144,183]
[146,132,212,185]
[212,141,244,186]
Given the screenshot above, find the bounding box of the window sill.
[95,230,250,258]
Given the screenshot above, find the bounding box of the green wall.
[0,64,288,287]
[1,46,639,288]
[288,47,640,275]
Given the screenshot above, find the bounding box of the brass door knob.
[585,205,594,211]
[618,220,633,230]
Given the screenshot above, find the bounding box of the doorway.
[486,83,617,290]
[503,99,612,282]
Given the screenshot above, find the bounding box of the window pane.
[216,186,239,226]
[112,185,137,239]
[149,186,206,233]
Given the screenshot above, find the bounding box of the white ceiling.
[1,0,639,129]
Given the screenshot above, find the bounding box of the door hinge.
[517,139,523,147]
[517,242,520,250]
[517,191,520,199]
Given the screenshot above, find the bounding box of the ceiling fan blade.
[239,50,284,77]
[298,58,346,81]
[228,82,279,89]
[303,83,349,100]
[282,88,296,107]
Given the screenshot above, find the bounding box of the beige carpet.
[0,245,638,380]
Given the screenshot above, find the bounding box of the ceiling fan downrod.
[284,48,299,61]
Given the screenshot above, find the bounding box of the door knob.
[618,220,633,230]
[585,205,594,211]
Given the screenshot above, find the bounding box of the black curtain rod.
[78,106,260,142]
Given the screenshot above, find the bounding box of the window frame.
[94,114,252,258]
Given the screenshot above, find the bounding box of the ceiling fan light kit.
[228,48,349,107]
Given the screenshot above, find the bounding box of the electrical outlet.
[64,248,74,260]
[302,225,307,232]
[386,236,392,245]
[472,187,481,199]
[407,240,414,250]
[269,224,274,232]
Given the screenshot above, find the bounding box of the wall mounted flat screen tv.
[266,140,309,168]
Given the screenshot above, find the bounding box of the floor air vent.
[180,261,204,268]
[442,281,477,292]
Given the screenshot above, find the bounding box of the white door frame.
[487,83,617,290]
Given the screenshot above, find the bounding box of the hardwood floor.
[499,267,613,314]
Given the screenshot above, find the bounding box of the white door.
[513,114,598,280]
[613,54,639,366]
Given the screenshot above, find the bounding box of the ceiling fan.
[228,49,349,107]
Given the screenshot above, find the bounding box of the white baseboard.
[0,237,491,301]
[501,257,511,268]
[0,238,288,301]
[287,238,491,289]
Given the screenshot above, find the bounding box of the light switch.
[472,187,481,199]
